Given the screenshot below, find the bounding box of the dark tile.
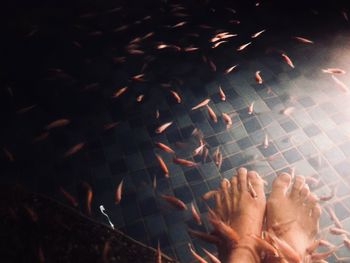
[166,129,182,144]
[150,232,171,249]
[125,220,148,243]
[297,96,316,108]
[184,168,203,184]
[189,110,206,123]
[145,214,167,237]
[264,97,283,110]
[303,124,321,137]
[180,125,196,138]
[220,157,233,172]
[258,143,278,157]
[205,135,220,147]
[334,160,350,177]
[282,148,302,164]
[139,197,159,217]
[174,185,193,203]
[109,158,128,174]
[236,136,253,150]
[280,120,298,133]
[243,117,262,133]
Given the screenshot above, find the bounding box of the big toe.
[270,173,291,198]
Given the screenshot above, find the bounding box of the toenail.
[278,173,291,182]
[237,167,247,173]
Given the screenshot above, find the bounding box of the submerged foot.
[266,173,322,261]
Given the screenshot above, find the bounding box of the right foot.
[266,173,322,260]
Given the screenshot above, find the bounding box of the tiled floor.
[2,0,350,262]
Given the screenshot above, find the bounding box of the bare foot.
[214,167,266,262]
[266,173,321,260]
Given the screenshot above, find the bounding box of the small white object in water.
[100,205,115,229]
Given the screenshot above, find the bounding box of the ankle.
[226,237,261,263]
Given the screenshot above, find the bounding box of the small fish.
[329,227,350,236]
[311,248,336,261]
[218,86,226,101]
[344,238,350,249]
[103,122,119,131]
[212,40,227,48]
[102,240,110,263]
[193,141,205,156]
[281,53,295,68]
[155,109,160,119]
[342,10,349,22]
[293,36,314,44]
[32,132,50,143]
[173,157,197,167]
[248,101,255,114]
[319,186,336,201]
[188,243,208,263]
[251,29,266,38]
[224,65,238,75]
[202,146,208,163]
[131,74,145,81]
[263,134,269,148]
[248,181,258,198]
[45,118,70,130]
[326,207,342,228]
[208,59,216,72]
[191,203,202,225]
[184,46,199,52]
[100,205,114,229]
[136,94,144,102]
[188,228,221,244]
[60,187,78,207]
[115,180,123,204]
[161,194,187,210]
[237,42,251,51]
[255,71,263,84]
[281,107,295,116]
[155,142,175,154]
[202,190,218,200]
[16,104,36,114]
[322,68,346,74]
[112,86,128,98]
[332,75,349,93]
[82,182,93,216]
[170,90,181,103]
[152,175,157,189]
[206,105,217,123]
[155,241,162,263]
[202,248,221,263]
[269,234,301,263]
[191,98,210,110]
[63,143,85,158]
[3,147,14,162]
[172,21,187,28]
[222,113,232,128]
[155,154,169,178]
[24,205,38,222]
[155,122,173,134]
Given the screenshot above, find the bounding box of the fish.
[306,240,321,254]
[161,194,187,210]
[23,205,38,222]
[248,101,255,114]
[100,205,114,229]
[332,75,349,93]
[293,36,314,44]
[325,207,342,228]
[208,59,216,72]
[184,46,199,52]
[281,107,295,116]
[60,187,78,207]
[102,240,110,263]
[112,86,128,98]
[155,109,160,119]
[224,65,238,75]
[202,190,218,200]
[342,10,349,21]
[206,105,218,122]
[38,246,45,263]
[191,98,210,110]
[319,186,336,201]
[188,228,221,244]
[155,241,162,263]
[218,86,226,101]
[248,180,258,198]
[251,29,266,38]
[45,118,70,130]
[319,239,336,248]
[155,142,175,154]
[16,104,36,114]
[152,175,157,189]
[32,132,50,143]
[322,68,346,74]
[82,182,93,216]
[3,147,14,162]
[190,203,202,225]
[63,143,85,158]
[212,40,227,48]
[103,122,119,131]
[344,238,350,249]
[155,122,173,133]
[263,134,269,149]
[115,180,123,204]
[329,227,350,236]
[269,234,301,263]
[281,53,295,68]
[311,249,336,261]
[202,146,209,163]
[250,235,278,257]
[222,113,232,128]
[188,243,207,263]
[136,94,144,102]
[255,71,263,84]
[193,141,205,156]
[155,154,169,178]
[131,73,145,81]
[202,248,221,263]
[237,42,252,51]
[173,157,197,167]
[170,90,181,103]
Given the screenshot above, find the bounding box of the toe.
[270,172,291,198]
[290,175,305,200]
[247,170,265,198]
[221,179,232,217]
[230,176,239,209]
[305,193,318,210]
[299,184,310,203]
[311,204,322,220]
[237,167,248,192]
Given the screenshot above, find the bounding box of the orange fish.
[281,107,295,116]
[251,29,266,38]
[202,190,217,200]
[32,132,50,143]
[155,122,173,134]
[115,179,123,204]
[170,90,181,103]
[237,42,251,51]
[16,104,36,114]
[45,118,70,130]
[202,146,208,163]
[155,109,160,119]
[311,249,336,261]
[255,71,263,84]
[190,203,202,225]
[193,141,205,156]
[155,154,169,178]
[248,101,255,115]
[136,94,144,102]
[326,207,342,228]
[112,86,128,98]
[330,227,350,236]
[208,59,216,72]
[82,182,93,216]
[155,241,162,263]
[293,36,314,44]
[191,98,210,110]
[222,113,232,128]
[332,75,348,93]
[173,157,197,167]
[63,143,85,158]
[218,86,226,101]
[131,74,145,81]
[188,228,221,244]
[206,105,217,123]
[24,205,38,222]
[269,234,301,263]
[212,40,227,48]
[103,122,119,131]
[161,194,187,210]
[322,68,346,74]
[281,53,295,68]
[188,243,207,263]
[172,21,187,28]
[155,142,175,154]
[184,46,199,52]
[152,175,157,189]
[60,187,78,207]
[202,248,221,263]
[224,65,238,74]
[263,134,269,149]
